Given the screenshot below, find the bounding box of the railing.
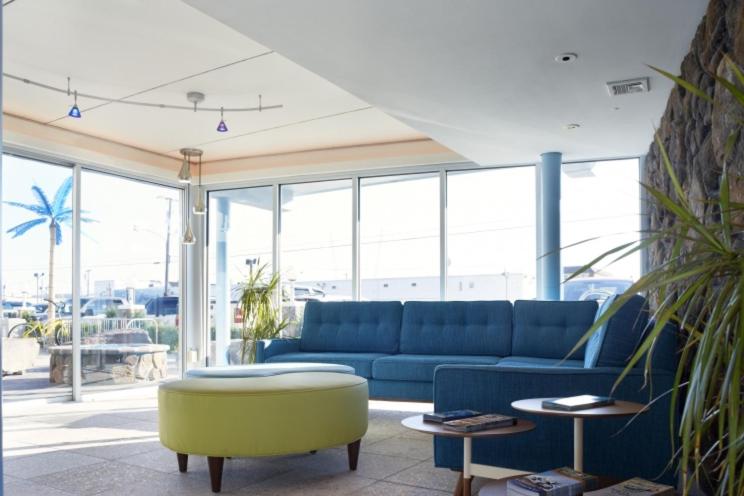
[81,317,160,344]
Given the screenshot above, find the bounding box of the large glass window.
[2,154,73,400]
[80,171,181,390]
[360,173,440,300]
[447,167,536,300]
[561,159,641,301]
[280,180,352,334]
[207,187,273,365]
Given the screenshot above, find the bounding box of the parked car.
[145,296,178,317]
[58,297,91,316]
[562,277,633,302]
[80,297,126,317]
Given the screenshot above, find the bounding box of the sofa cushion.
[512,300,598,360]
[496,356,585,369]
[299,301,403,354]
[372,354,502,382]
[584,294,649,368]
[264,352,387,378]
[400,301,512,356]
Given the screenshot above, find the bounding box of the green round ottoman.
[158,372,368,493]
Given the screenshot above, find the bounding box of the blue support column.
[537,152,562,300]
[214,197,231,365]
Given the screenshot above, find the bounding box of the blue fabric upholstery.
[496,356,584,368]
[584,294,650,368]
[433,364,676,485]
[299,301,403,354]
[255,338,300,363]
[264,351,387,378]
[512,300,597,360]
[400,301,512,356]
[369,379,433,402]
[372,354,501,382]
[642,320,679,373]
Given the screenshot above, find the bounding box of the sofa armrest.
[432,364,676,484]
[255,338,300,363]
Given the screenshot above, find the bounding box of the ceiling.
[2,0,425,162]
[185,0,708,166]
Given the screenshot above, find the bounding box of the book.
[542,395,615,412]
[586,478,674,495]
[507,468,589,496]
[423,409,481,423]
[442,413,516,432]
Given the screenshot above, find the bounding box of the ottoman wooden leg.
[207,456,225,493]
[177,453,188,473]
[347,439,361,471]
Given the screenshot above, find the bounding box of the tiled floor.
[2,392,484,495]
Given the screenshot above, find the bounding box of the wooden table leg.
[453,471,463,496]
[463,476,472,496]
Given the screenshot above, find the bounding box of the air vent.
[606,77,649,96]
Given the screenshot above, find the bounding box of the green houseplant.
[568,56,744,495]
[237,264,287,364]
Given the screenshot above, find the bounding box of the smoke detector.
[555,53,577,63]
[606,78,649,96]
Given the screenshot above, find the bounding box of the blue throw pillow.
[584,294,649,368]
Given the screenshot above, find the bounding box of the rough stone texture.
[49,345,168,385]
[645,0,744,268]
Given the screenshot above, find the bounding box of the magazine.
[507,469,586,496]
[542,395,615,412]
[442,413,516,432]
[586,477,674,495]
[423,409,481,423]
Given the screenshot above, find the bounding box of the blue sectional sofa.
[256,297,678,482]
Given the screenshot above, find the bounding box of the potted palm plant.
[568,55,744,495]
[236,264,288,364]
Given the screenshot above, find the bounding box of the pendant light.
[179,148,203,245]
[193,152,206,215]
[67,79,81,118]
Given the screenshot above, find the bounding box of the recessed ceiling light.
[555,53,577,63]
[565,123,581,130]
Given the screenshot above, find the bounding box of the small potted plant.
[237,264,287,364]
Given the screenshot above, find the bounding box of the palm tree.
[5,177,94,321]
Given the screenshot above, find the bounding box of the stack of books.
[588,478,674,495]
[507,467,598,496]
[422,410,516,433]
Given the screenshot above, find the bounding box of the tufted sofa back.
[511,300,598,360]
[299,301,403,353]
[400,301,513,356]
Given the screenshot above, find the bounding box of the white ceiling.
[2,0,424,161]
[185,0,707,166]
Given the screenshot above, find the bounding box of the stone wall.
[645,0,744,268]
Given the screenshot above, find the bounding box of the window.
[280,180,352,333]
[207,187,273,365]
[447,167,536,300]
[360,173,440,300]
[2,154,73,399]
[561,159,641,301]
[81,170,181,389]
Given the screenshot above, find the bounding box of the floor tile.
[386,461,460,492]
[354,480,451,496]
[236,467,376,496]
[4,450,103,479]
[363,436,433,460]
[30,460,165,496]
[4,477,76,496]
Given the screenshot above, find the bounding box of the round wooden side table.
[401,415,535,496]
[511,398,646,472]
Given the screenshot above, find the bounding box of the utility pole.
[162,197,173,296]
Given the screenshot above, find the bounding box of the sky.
[2,154,180,302]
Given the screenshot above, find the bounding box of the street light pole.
[163,197,173,296]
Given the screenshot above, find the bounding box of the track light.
[217,107,228,133]
[68,90,81,118]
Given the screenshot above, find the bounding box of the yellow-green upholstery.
[158,372,368,458]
